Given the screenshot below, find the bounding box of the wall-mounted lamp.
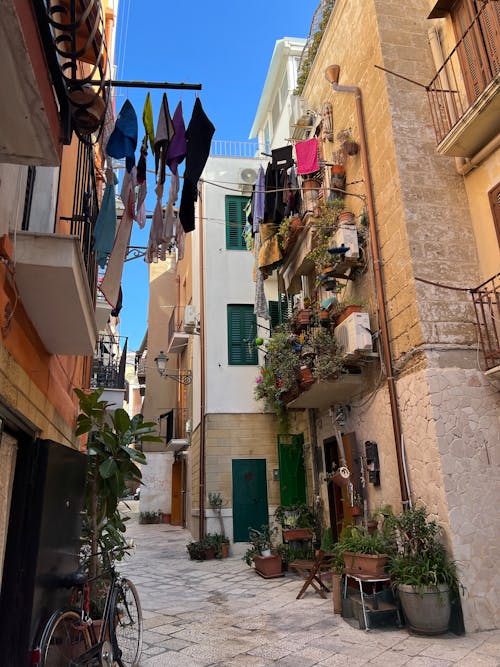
[154,351,192,385]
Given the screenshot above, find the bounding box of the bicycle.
[33,547,143,666]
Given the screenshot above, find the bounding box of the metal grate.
[471,273,500,371]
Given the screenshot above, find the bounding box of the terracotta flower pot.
[254,554,283,579]
[282,528,314,542]
[337,211,355,224]
[350,506,362,517]
[334,304,362,326]
[298,365,314,389]
[343,551,388,577]
[221,542,230,558]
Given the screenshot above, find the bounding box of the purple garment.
[166,102,187,175]
[253,165,265,233]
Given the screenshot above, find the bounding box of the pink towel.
[295,138,319,175]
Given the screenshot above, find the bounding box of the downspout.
[325,65,409,507]
[198,184,207,538]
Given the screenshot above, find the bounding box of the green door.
[232,459,268,542]
[278,434,306,505]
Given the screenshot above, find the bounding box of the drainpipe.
[325,65,409,507]
[198,185,207,538]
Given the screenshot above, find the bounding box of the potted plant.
[330,297,365,326]
[274,504,319,543]
[278,215,303,254]
[350,492,363,517]
[337,129,359,156]
[309,327,344,381]
[139,510,161,525]
[387,506,462,635]
[244,525,283,578]
[338,526,390,577]
[186,539,206,561]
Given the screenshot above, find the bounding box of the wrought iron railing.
[471,273,500,372]
[427,1,500,145]
[59,141,99,298]
[91,334,128,390]
[158,407,190,444]
[34,0,110,144]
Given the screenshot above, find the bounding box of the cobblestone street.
[119,507,499,666]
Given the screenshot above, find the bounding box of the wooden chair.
[289,550,336,599]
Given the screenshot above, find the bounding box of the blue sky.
[115,0,318,350]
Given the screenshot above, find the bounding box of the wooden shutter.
[269,294,292,331]
[227,305,258,365]
[225,195,248,250]
[452,0,499,103]
[277,433,307,506]
[477,0,500,76]
[488,181,500,247]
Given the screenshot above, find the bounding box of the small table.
[344,572,401,631]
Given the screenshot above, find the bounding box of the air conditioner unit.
[332,224,359,260]
[334,311,372,356]
[183,305,197,333]
[239,168,258,195]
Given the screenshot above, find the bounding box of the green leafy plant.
[295,0,335,95]
[139,510,161,524]
[309,327,344,380]
[208,491,225,536]
[274,503,319,532]
[243,524,278,566]
[75,388,161,579]
[337,525,391,556]
[386,506,462,596]
[186,540,206,561]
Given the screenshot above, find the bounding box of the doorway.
[232,459,268,542]
[323,432,358,542]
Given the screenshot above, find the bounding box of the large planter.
[343,551,388,577]
[398,584,451,635]
[254,554,283,579]
[334,305,362,326]
[282,528,314,542]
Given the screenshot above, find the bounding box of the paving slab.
[118,506,498,666]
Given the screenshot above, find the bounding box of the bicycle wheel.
[110,578,143,667]
[39,608,92,666]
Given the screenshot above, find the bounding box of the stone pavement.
[118,507,499,666]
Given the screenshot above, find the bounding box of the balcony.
[286,368,365,409]
[427,1,500,157]
[91,334,128,406]
[0,0,65,164]
[158,408,190,453]
[471,273,500,377]
[167,307,189,354]
[12,231,97,354]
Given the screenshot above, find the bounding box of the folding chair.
[290,550,336,599]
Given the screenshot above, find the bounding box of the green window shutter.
[227,305,258,365]
[225,196,248,250]
[269,294,291,332]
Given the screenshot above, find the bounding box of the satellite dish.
[240,168,258,185]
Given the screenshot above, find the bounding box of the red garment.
[295,138,319,175]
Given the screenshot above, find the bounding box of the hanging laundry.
[111,286,123,317]
[271,145,293,169]
[264,162,286,225]
[253,232,270,320]
[99,202,133,309]
[93,168,117,268]
[106,99,138,172]
[166,101,187,175]
[135,141,148,229]
[258,221,282,274]
[146,183,166,263]
[179,98,215,233]
[142,92,155,155]
[295,137,319,175]
[253,165,265,233]
[321,101,334,142]
[154,93,175,184]
[175,216,185,261]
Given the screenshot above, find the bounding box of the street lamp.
[154,351,192,385]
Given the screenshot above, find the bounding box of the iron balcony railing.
[210,140,260,158]
[158,407,190,444]
[91,334,128,390]
[427,1,500,145]
[60,141,100,299]
[471,273,500,372]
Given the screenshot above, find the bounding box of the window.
[269,294,292,331]
[225,195,248,250]
[227,305,258,365]
[451,0,500,104]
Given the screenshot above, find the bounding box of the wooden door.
[232,459,268,542]
[277,433,306,506]
[323,432,359,541]
[170,459,183,526]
